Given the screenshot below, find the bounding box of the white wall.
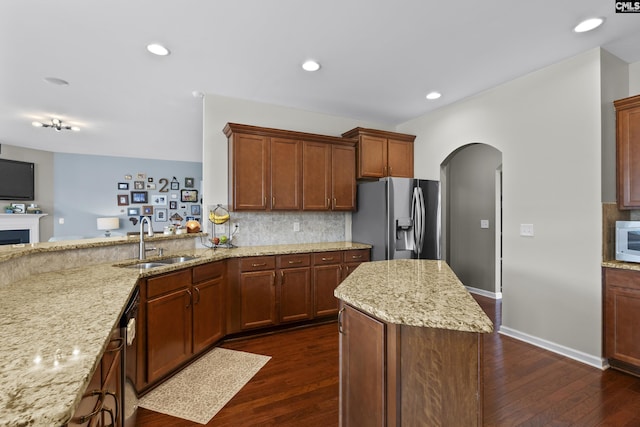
[397,48,604,365]
[630,61,640,95]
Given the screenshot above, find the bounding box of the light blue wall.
[53,153,201,238]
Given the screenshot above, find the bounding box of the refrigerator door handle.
[411,187,422,256]
[418,187,426,256]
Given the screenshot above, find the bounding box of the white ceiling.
[1,0,639,163]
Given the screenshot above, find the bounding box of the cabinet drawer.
[343,249,370,263]
[147,269,191,298]
[313,251,342,265]
[193,261,225,283]
[605,268,640,291]
[278,253,311,268]
[240,256,276,272]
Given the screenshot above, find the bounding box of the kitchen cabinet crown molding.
[341,127,416,142]
[223,123,356,147]
[614,93,640,111]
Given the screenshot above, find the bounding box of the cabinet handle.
[272,271,276,286]
[252,262,267,267]
[351,255,363,259]
[194,286,201,305]
[338,308,345,334]
[280,270,284,284]
[186,289,192,308]
[288,260,302,264]
[322,256,335,261]
[384,165,387,175]
[389,166,392,175]
[272,196,276,207]
[105,337,124,353]
[104,390,119,427]
[264,196,267,206]
[333,197,337,207]
[71,390,105,423]
[326,198,330,208]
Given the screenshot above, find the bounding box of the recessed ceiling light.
[43,77,69,86]
[146,43,171,56]
[573,17,604,33]
[302,60,321,72]
[426,91,442,100]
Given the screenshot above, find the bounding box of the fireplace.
[0,229,30,245]
[0,213,47,244]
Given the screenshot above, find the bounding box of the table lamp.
[97,217,119,237]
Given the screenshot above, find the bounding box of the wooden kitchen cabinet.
[615,94,640,209]
[145,269,193,384]
[277,253,312,323]
[139,262,226,390]
[69,330,123,426]
[342,249,370,280]
[225,123,356,212]
[238,256,278,330]
[342,127,415,179]
[603,267,640,376]
[313,251,344,318]
[339,303,484,426]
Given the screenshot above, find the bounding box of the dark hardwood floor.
[136,295,640,426]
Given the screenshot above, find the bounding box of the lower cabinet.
[138,261,226,391]
[69,329,123,426]
[603,267,640,375]
[228,248,371,334]
[339,303,484,426]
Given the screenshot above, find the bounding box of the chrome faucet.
[139,216,156,260]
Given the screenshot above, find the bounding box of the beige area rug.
[138,348,271,424]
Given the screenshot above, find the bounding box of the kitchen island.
[335,259,493,426]
[0,237,369,427]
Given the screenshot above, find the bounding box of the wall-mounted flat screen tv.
[0,158,35,201]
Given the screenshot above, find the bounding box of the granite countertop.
[334,259,494,333]
[601,259,640,272]
[0,241,369,427]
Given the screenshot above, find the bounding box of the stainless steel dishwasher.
[120,286,140,427]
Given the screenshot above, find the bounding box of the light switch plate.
[480,220,489,229]
[520,224,534,236]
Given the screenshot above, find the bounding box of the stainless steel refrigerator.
[351,177,441,261]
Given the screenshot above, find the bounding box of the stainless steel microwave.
[616,221,640,262]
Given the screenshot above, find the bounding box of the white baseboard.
[499,326,607,370]
[465,286,502,300]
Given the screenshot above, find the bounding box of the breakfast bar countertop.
[335,259,494,333]
[0,241,370,427]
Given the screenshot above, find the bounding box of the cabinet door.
[240,270,277,330]
[230,133,270,210]
[331,144,356,211]
[146,289,193,383]
[340,304,385,426]
[617,103,640,208]
[279,267,312,323]
[100,348,122,427]
[387,138,413,178]
[193,277,225,354]
[271,137,302,210]
[358,135,387,178]
[313,264,342,317]
[302,141,331,210]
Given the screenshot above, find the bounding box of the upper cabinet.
[225,123,356,212]
[615,94,640,209]
[342,127,416,179]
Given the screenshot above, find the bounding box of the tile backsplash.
[206,208,347,246]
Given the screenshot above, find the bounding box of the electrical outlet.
[59,217,64,225]
[480,219,489,229]
[293,222,300,232]
[520,224,534,236]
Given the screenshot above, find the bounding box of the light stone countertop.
[335,259,494,333]
[0,241,369,427]
[601,259,640,272]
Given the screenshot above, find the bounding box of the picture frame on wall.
[131,191,148,204]
[128,207,140,216]
[142,205,154,215]
[169,201,177,209]
[151,194,167,205]
[170,181,179,190]
[118,182,129,190]
[180,189,198,203]
[154,208,167,222]
[134,181,145,190]
[117,194,129,206]
[184,177,195,188]
[191,204,201,215]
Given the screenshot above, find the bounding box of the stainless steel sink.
[122,262,167,269]
[157,256,198,264]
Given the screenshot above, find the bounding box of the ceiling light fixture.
[573,17,604,33]
[146,43,171,56]
[426,91,442,100]
[32,118,80,132]
[302,60,321,72]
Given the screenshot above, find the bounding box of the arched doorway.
[441,143,503,298]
